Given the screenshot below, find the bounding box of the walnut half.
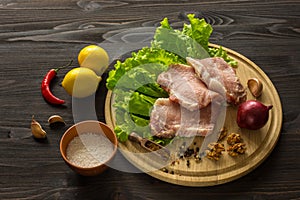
[228,143,247,157]
[206,143,225,161]
[227,133,243,145]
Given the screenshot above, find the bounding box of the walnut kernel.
[206,143,225,161]
[227,133,243,145]
[228,143,247,157]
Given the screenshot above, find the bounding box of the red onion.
[237,100,273,130]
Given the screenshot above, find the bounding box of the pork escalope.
[187,57,247,105]
[150,98,219,138]
[157,64,223,111]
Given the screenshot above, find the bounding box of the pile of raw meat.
[150,57,247,139]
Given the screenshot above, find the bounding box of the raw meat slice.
[150,98,220,138]
[157,64,223,111]
[187,57,247,105]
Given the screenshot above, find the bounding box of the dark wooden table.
[0,1,299,199]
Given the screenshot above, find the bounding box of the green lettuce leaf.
[181,14,213,51]
[136,83,168,98]
[128,92,156,117]
[152,13,237,67]
[113,109,151,142]
[208,46,238,67]
[152,15,210,59]
[106,47,184,90]
[112,89,159,141]
[131,114,149,127]
[112,63,169,97]
[148,136,173,146]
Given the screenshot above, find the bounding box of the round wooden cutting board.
[104,44,282,186]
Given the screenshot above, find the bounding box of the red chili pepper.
[41,61,73,105]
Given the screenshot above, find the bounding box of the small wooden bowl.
[60,120,117,176]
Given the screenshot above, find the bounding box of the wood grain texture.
[0,0,299,199]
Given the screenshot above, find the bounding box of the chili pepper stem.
[54,60,73,72]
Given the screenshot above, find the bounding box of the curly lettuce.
[152,16,210,60]
[106,47,185,90]
[208,46,237,67]
[152,13,237,67]
[181,14,213,51]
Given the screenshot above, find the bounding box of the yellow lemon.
[62,67,102,98]
[78,45,109,76]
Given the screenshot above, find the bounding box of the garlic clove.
[247,78,263,98]
[31,116,47,139]
[48,115,66,128]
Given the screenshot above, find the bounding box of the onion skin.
[237,100,273,130]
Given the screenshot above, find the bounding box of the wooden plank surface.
[0,0,299,199]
